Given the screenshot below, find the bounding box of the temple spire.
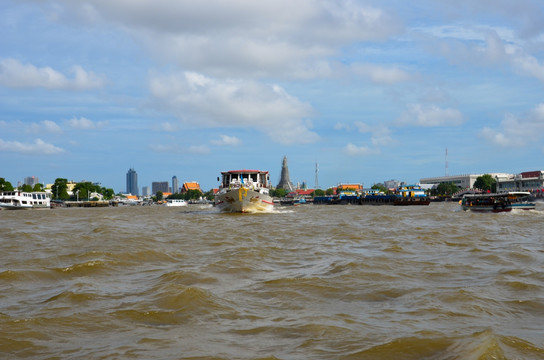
[276,156,294,191]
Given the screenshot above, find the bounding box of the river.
[1,203,543,359]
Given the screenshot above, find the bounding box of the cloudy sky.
[1,0,543,192]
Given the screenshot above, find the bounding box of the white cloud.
[66,117,107,129]
[0,58,105,90]
[351,64,414,84]
[27,120,63,134]
[43,0,402,78]
[354,122,394,146]
[150,143,211,154]
[211,135,241,146]
[149,71,318,144]
[512,54,544,83]
[480,104,544,147]
[344,143,379,156]
[397,104,465,127]
[0,138,64,155]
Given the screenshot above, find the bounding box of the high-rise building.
[276,156,294,191]
[126,168,139,195]
[152,181,169,194]
[24,176,39,187]
[172,176,179,194]
[142,186,150,197]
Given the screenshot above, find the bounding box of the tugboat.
[214,170,274,213]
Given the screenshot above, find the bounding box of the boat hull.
[215,188,274,213]
[462,203,535,212]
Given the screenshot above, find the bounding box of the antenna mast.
[315,162,319,189]
[445,148,449,177]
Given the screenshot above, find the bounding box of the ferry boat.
[165,199,188,207]
[0,191,51,210]
[461,192,535,212]
[214,170,274,213]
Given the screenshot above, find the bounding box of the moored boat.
[360,185,430,206]
[214,170,274,213]
[461,192,535,212]
[0,191,51,210]
[165,199,188,207]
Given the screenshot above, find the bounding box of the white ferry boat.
[461,192,535,212]
[165,199,188,207]
[0,191,51,210]
[214,170,274,213]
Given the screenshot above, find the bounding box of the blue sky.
[1,0,543,192]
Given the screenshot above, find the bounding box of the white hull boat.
[165,199,188,207]
[214,170,274,213]
[0,191,51,210]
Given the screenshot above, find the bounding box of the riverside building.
[126,168,139,196]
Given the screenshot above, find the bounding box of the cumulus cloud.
[354,122,394,146]
[211,135,241,146]
[0,58,105,90]
[351,64,414,84]
[344,143,379,156]
[41,0,402,78]
[480,103,544,147]
[397,104,465,127]
[26,120,63,134]
[150,143,211,154]
[0,138,64,155]
[66,117,107,129]
[149,71,318,144]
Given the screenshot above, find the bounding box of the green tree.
[101,187,115,200]
[183,189,203,200]
[73,182,101,200]
[32,183,45,192]
[0,178,14,191]
[21,184,33,192]
[271,188,288,198]
[203,189,215,201]
[156,191,163,201]
[474,174,497,192]
[312,189,325,197]
[325,188,335,195]
[436,182,459,196]
[51,178,70,200]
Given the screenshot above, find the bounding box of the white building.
[420,173,512,189]
[496,170,544,194]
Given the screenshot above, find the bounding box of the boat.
[165,199,188,207]
[360,185,430,206]
[0,191,51,210]
[461,192,536,212]
[214,170,274,213]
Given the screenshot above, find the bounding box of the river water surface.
[1,203,544,359]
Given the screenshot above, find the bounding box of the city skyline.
[1,1,543,192]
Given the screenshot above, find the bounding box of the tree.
[156,191,163,201]
[32,183,45,192]
[184,189,203,200]
[0,178,14,191]
[474,174,497,193]
[73,182,101,200]
[51,178,70,200]
[436,182,459,196]
[21,184,33,192]
[312,189,325,197]
[271,188,288,198]
[325,188,335,195]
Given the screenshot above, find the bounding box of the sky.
[1,0,544,193]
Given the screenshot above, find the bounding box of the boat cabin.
[218,170,270,188]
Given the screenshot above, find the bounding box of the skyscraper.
[276,156,294,191]
[172,176,179,194]
[126,168,139,195]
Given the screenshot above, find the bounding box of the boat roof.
[463,191,530,198]
[221,170,269,174]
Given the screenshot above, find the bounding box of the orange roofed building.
[182,182,202,193]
